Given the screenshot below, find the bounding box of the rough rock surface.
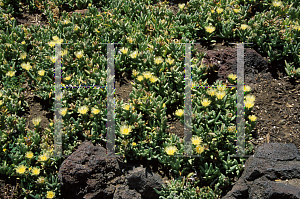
[58,141,167,199]
[201,48,269,85]
[223,143,300,199]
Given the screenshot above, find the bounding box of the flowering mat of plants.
[0,0,299,198]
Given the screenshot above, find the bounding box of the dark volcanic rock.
[58,141,166,199]
[201,48,269,85]
[223,143,300,199]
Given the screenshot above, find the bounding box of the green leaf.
[208,119,214,124]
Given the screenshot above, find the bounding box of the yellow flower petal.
[120,125,132,136]
[175,109,184,117]
[205,25,216,34]
[191,136,203,145]
[165,146,177,156]
[195,145,205,154]
[201,98,211,107]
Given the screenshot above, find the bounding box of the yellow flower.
[31,167,40,176]
[120,125,132,136]
[78,105,89,114]
[65,76,71,81]
[38,154,49,162]
[175,109,184,117]
[228,74,237,80]
[88,3,92,7]
[132,142,137,146]
[207,88,217,96]
[241,24,249,30]
[249,115,257,122]
[21,62,32,71]
[166,57,175,65]
[244,85,251,92]
[20,52,27,59]
[195,145,205,154]
[162,103,166,108]
[154,56,164,65]
[127,37,134,43]
[61,107,68,116]
[0,1,4,6]
[143,71,152,79]
[50,56,56,63]
[216,91,226,100]
[178,3,185,10]
[216,7,224,14]
[272,1,282,7]
[91,107,100,114]
[294,25,300,31]
[245,95,255,102]
[6,71,16,77]
[46,191,55,199]
[21,41,26,44]
[0,100,3,106]
[129,51,138,59]
[201,98,211,107]
[52,36,59,41]
[38,70,45,76]
[57,38,63,44]
[165,146,177,156]
[3,148,6,152]
[5,43,12,48]
[191,136,203,145]
[137,75,144,81]
[244,95,255,109]
[25,151,34,159]
[245,100,254,109]
[205,25,216,34]
[233,8,240,13]
[74,50,84,59]
[211,9,215,14]
[32,117,42,126]
[36,77,42,82]
[48,41,56,47]
[217,85,226,91]
[15,165,27,174]
[122,103,130,111]
[37,176,45,184]
[132,69,139,76]
[120,47,129,54]
[149,75,158,83]
[62,49,68,56]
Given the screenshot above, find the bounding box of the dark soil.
[1,1,300,199]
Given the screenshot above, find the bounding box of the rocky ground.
[1,1,300,198]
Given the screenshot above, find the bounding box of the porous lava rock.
[201,48,269,85]
[223,143,300,199]
[58,141,166,199]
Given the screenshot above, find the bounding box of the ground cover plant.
[0,0,299,198]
